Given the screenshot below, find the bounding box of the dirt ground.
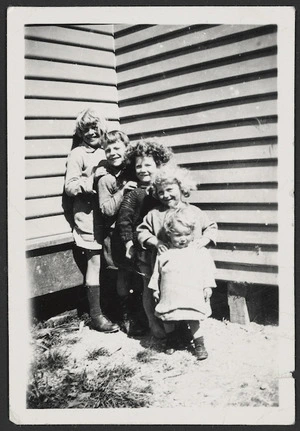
[27,310,279,409]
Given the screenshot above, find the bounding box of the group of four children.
[65,108,217,360]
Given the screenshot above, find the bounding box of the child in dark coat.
[113,139,173,337]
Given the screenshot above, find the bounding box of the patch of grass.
[31,349,69,374]
[96,364,136,381]
[27,363,153,409]
[64,337,78,346]
[135,349,157,363]
[86,347,110,360]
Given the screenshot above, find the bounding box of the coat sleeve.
[148,255,161,298]
[136,210,157,249]
[64,149,94,196]
[97,175,124,217]
[116,190,140,243]
[196,207,218,245]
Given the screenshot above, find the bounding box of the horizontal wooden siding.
[114,24,278,286]
[25,25,119,249]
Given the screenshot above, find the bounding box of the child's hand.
[153,290,160,301]
[156,240,169,255]
[204,287,212,302]
[123,181,138,193]
[125,241,135,260]
[94,166,108,180]
[194,237,211,249]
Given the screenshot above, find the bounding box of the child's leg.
[85,250,101,286]
[142,276,165,339]
[163,322,175,334]
[85,249,119,333]
[188,320,208,360]
[163,322,177,355]
[116,268,129,297]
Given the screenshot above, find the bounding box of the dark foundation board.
[26,243,84,298]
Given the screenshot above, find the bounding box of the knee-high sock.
[86,285,101,318]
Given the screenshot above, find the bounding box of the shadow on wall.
[30,275,278,326]
[211,281,278,325]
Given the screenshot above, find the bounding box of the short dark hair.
[104,130,130,148]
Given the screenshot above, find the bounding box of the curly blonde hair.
[124,139,173,167]
[152,164,197,199]
[163,206,196,236]
[75,108,108,139]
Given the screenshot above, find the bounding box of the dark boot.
[193,336,208,360]
[119,295,131,334]
[120,295,148,337]
[90,314,120,333]
[165,331,177,355]
[86,285,119,333]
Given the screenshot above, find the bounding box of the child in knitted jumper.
[148,206,216,360]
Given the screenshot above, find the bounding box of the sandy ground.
[28,311,279,409]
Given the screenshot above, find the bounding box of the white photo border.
[7,6,295,425]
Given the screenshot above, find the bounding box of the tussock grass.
[86,347,110,360]
[31,349,69,373]
[135,349,157,363]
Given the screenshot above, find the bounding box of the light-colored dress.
[148,245,216,321]
[65,144,106,249]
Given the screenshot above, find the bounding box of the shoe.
[165,331,177,355]
[193,336,208,360]
[127,319,148,337]
[90,315,120,333]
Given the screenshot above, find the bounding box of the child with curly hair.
[136,164,218,346]
[113,139,173,337]
[148,206,216,360]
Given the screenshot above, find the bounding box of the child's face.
[82,123,102,148]
[169,223,194,249]
[104,140,127,168]
[135,156,157,184]
[156,182,183,208]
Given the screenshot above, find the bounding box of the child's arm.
[97,176,137,218]
[137,211,168,253]
[148,256,161,301]
[65,149,95,197]
[193,207,218,248]
[97,175,122,217]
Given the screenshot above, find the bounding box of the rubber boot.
[86,285,119,333]
[193,336,208,360]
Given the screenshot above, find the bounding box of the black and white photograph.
[7,5,295,426]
